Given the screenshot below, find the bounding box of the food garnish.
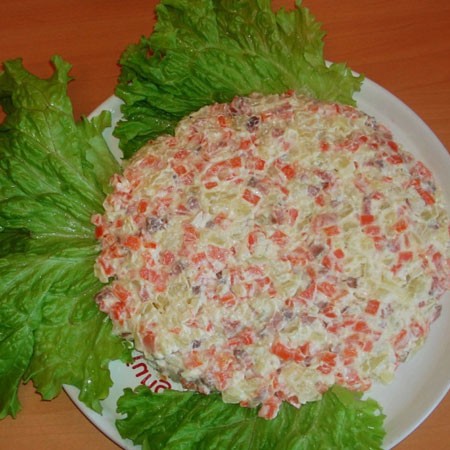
[0,57,131,418]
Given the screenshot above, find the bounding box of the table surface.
[0,1,449,449]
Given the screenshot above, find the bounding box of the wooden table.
[0,1,448,448]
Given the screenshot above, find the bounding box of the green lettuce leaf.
[116,385,385,450]
[0,56,131,418]
[114,0,363,157]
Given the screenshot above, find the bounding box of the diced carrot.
[318,352,337,374]
[387,140,399,152]
[298,282,316,300]
[284,246,311,267]
[207,245,229,261]
[398,251,413,263]
[159,250,175,265]
[315,194,325,206]
[317,281,336,298]
[229,156,242,168]
[359,214,375,225]
[95,225,105,239]
[306,266,316,280]
[228,328,254,346]
[217,115,227,127]
[323,225,340,236]
[247,231,258,250]
[254,157,266,170]
[217,292,236,306]
[191,252,207,264]
[98,258,114,277]
[393,218,408,232]
[363,225,381,236]
[183,224,199,243]
[343,346,358,358]
[411,161,432,179]
[239,139,252,150]
[143,241,157,249]
[112,283,130,302]
[139,267,157,282]
[288,207,299,225]
[432,251,443,270]
[410,320,426,338]
[386,154,403,165]
[271,342,294,361]
[173,149,189,159]
[242,188,261,205]
[365,299,380,315]
[322,305,337,318]
[259,397,281,420]
[322,255,333,269]
[270,230,288,246]
[393,329,408,349]
[281,164,296,179]
[416,187,435,205]
[204,181,218,189]
[184,350,203,369]
[172,164,188,176]
[123,235,141,251]
[353,320,370,333]
[138,199,149,213]
[213,212,228,226]
[142,155,160,167]
[181,170,195,185]
[362,341,373,352]
[372,235,386,251]
[334,248,345,259]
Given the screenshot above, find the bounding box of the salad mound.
[93,91,449,419]
[1,0,447,448]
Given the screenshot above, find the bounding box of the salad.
[0,1,448,449]
[94,91,448,421]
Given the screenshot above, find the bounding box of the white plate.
[65,77,450,449]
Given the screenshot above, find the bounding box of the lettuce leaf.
[116,385,385,450]
[0,56,131,418]
[114,0,363,158]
